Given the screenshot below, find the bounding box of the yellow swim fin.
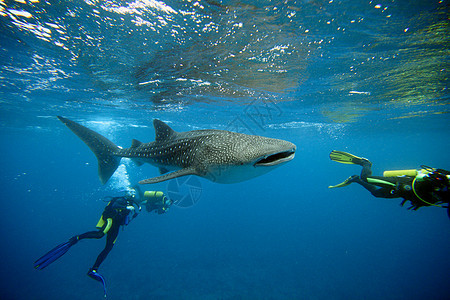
[328,175,359,189]
[329,150,371,166]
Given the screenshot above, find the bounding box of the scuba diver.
[139,191,173,214]
[328,150,450,218]
[34,190,172,297]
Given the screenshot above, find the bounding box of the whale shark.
[57,116,296,185]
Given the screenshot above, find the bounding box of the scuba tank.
[144,191,165,203]
[382,169,430,177]
[144,191,172,212]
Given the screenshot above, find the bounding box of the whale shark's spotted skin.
[57,116,296,185]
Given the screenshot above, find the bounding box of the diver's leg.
[360,160,373,181]
[67,230,104,245]
[352,176,396,198]
[77,230,105,240]
[91,224,120,270]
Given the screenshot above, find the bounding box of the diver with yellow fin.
[34,189,172,298]
[329,150,450,218]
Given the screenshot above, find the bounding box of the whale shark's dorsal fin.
[131,139,142,148]
[153,119,176,141]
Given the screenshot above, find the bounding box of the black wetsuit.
[75,197,135,270]
[353,162,450,214]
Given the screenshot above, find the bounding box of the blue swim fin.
[88,269,108,298]
[34,239,76,270]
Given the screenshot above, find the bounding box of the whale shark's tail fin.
[57,116,121,184]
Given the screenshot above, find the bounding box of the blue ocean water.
[0,0,449,299]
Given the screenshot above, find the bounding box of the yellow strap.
[366,178,396,187]
[103,218,113,234]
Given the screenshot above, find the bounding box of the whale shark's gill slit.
[255,150,295,166]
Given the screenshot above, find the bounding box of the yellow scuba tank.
[383,169,431,177]
[144,191,164,204]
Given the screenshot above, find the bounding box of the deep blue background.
[0,0,449,299]
[0,113,449,300]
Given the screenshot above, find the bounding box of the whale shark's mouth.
[254,149,296,167]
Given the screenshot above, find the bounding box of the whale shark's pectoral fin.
[139,167,199,184]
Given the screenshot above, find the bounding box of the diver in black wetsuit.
[73,197,140,278]
[328,150,450,218]
[34,191,172,297]
[34,196,140,296]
